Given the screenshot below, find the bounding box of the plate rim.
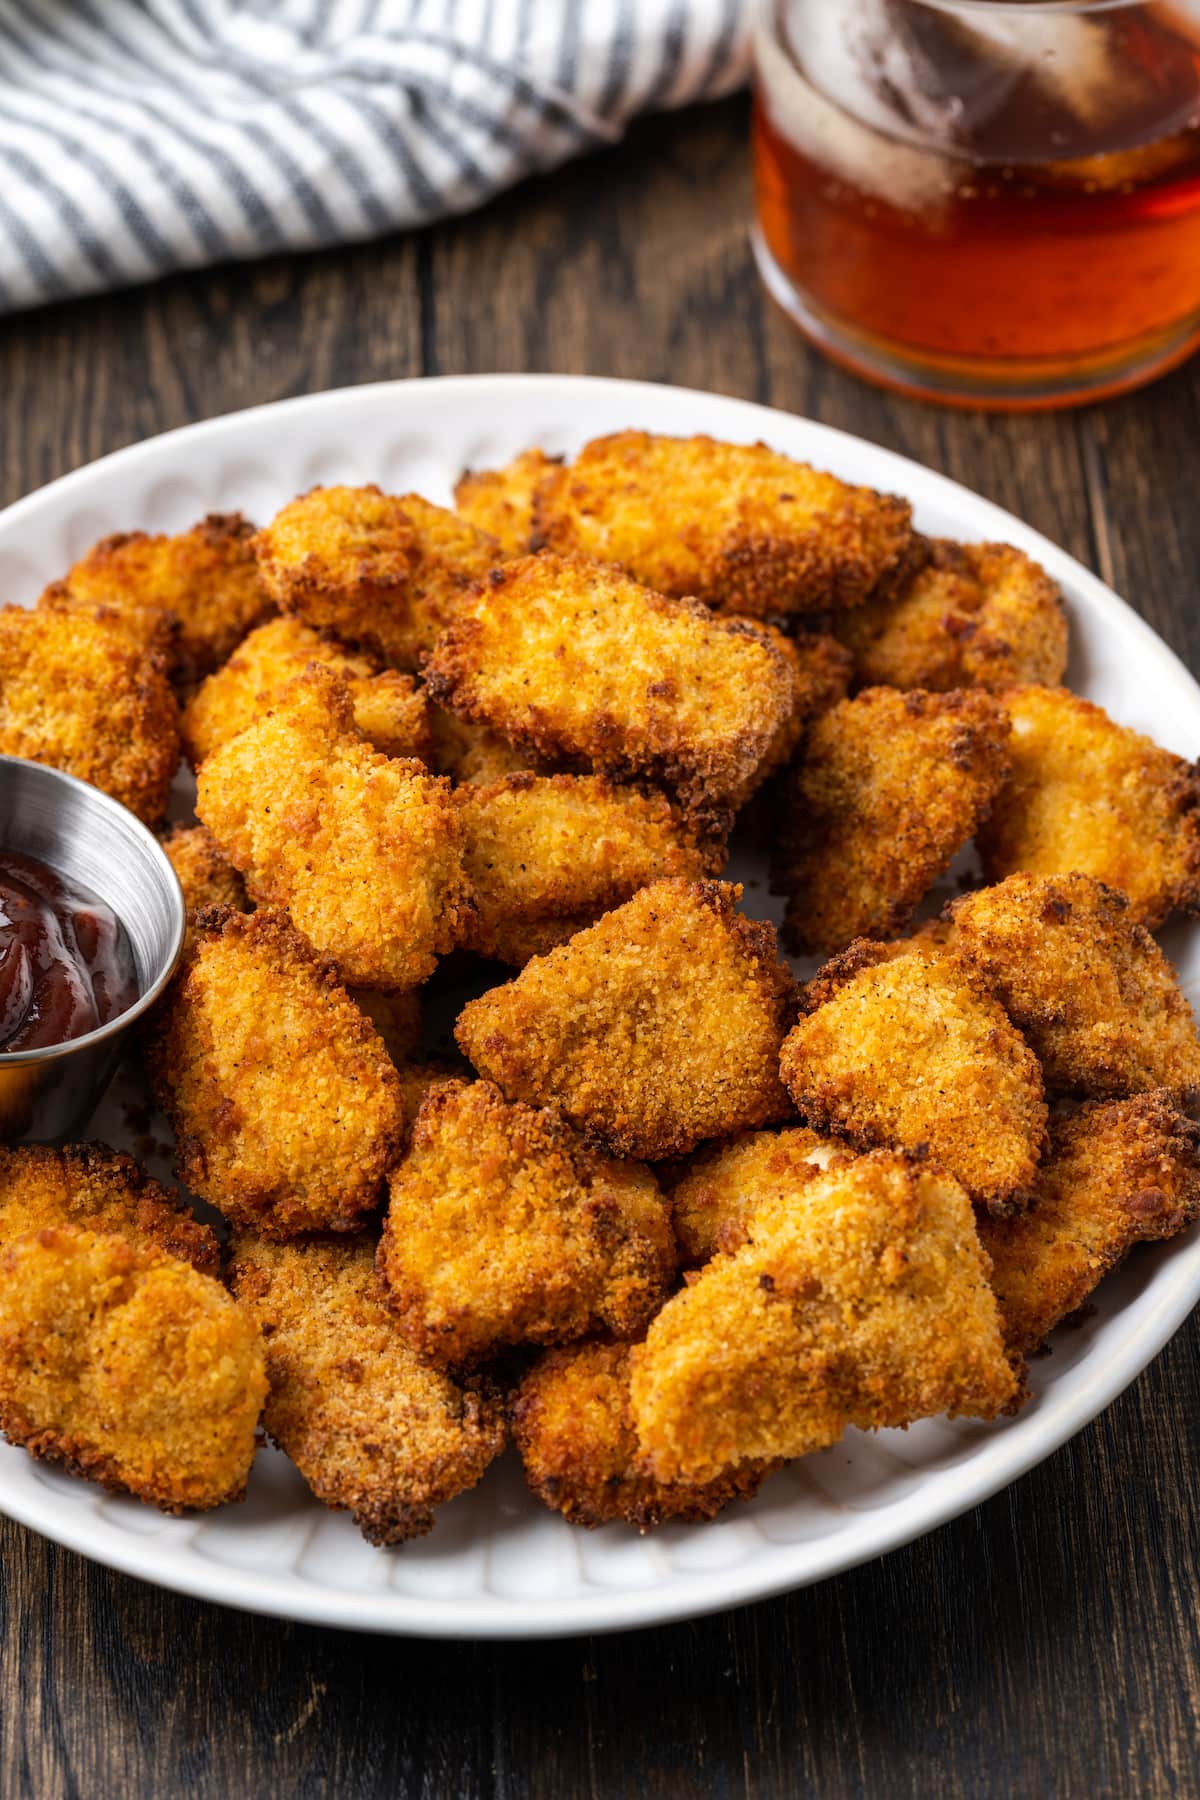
[1,371,1197,1639]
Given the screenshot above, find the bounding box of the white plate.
[0,375,1197,1640]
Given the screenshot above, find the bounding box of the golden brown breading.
[949,873,1200,1102]
[836,540,1069,692]
[181,616,433,765]
[978,686,1200,928]
[0,1143,219,1276]
[629,1152,1015,1485]
[37,582,180,665]
[0,1226,265,1511]
[349,986,422,1068]
[773,687,1011,955]
[671,1126,849,1267]
[61,514,274,683]
[260,487,498,671]
[979,1094,1200,1358]
[254,482,413,648]
[457,879,796,1160]
[379,1079,675,1367]
[0,603,180,824]
[429,705,545,785]
[425,553,796,816]
[456,772,726,964]
[513,1341,775,1529]
[161,824,248,932]
[196,666,472,988]
[780,940,1047,1213]
[152,908,405,1238]
[229,1235,505,1545]
[532,431,913,615]
[454,448,563,556]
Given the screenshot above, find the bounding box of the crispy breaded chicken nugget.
[0,1226,265,1511]
[454,448,563,556]
[457,880,796,1159]
[949,873,1200,1102]
[196,666,472,988]
[161,824,248,937]
[429,705,544,785]
[0,1143,219,1276]
[0,603,180,824]
[629,1152,1015,1485]
[61,514,274,683]
[152,908,405,1237]
[182,616,433,765]
[229,1235,505,1544]
[837,540,1069,692]
[456,773,725,964]
[260,487,498,671]
[979,1094,1200,1358]
[426,553,795,816]
[978,686,1200,927]
[774,687,1011,955]
[513,1341,775,1529]
[780,939,1047,1212]
[671,1126,849,1267]
[379,1079,675,1367]
[37,583,180,665]
[533,431,913,615]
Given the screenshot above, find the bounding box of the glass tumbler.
[752,0,1200,407]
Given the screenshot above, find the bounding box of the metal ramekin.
[0,757,185,1143]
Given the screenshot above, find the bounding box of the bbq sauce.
[0,851,138,1052]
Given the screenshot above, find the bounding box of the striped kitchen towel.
[0,0,754,316]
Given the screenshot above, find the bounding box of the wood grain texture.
[1,96,1199,1800]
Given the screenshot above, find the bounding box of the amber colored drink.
[753,1,1200,406]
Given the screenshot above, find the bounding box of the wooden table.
[1,95,1197,1799]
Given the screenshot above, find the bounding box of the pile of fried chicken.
[0,428,1198,1543]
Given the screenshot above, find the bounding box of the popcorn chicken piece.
[949,873,1200,1102]
[513,1341,775,1529]
[837,540,1069,692]
[629,1153,1016,1485]
[671,1126,849,1267]
[379,1080,675,1367]
[229,1235,505,1545]
[454,448,562,556]
[37,583,179,665]
[60,514,274,683]
[456,772,725,964]
[780,940,1047,1213]
[196,666,472,988]
[774,687,1011,955]
[0,603,180,825]
[0,1226,266,1511]
[456,880,796,1159]
[426,554,795,816]
[533,431,913,615]
[152,908,405,1238]
[259,486,498,671]
[0,1143,219,1277]
[979,686,1200,928]
[182,616,432,765]
[979,1094,1200,1358]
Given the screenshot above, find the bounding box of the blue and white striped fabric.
[0,1,754,315]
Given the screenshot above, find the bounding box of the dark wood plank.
[0,93,1198,1800]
